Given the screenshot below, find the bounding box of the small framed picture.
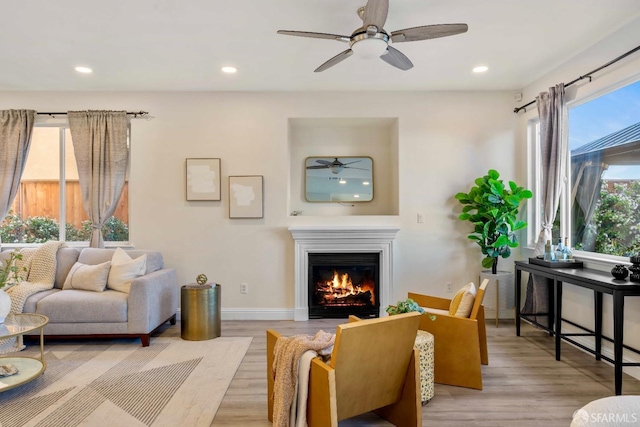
[186,158,221,201]
[229,175,264,218]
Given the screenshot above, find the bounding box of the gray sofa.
[1,247,178,346]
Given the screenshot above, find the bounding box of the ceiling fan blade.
[363,0,389,29]
[314,49,354,72]
[277,30,350,43]
[390,23,468,43]
[306,165,330,169]
[380,46,413,71]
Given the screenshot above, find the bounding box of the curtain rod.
[36,111,149,118]
[513,44,640,114]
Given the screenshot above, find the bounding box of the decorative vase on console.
[611,264,629,281]
[629,255,640,283]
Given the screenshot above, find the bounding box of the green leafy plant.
[0,250,27,290]
[455,169,533,274]
[0,211,129,243]
[385,298,424,315]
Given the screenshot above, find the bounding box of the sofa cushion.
[63,261,111,292]
[36,289,128,323]
[23,288,60,313]
[54,247,81,289]
[107,248,147,293]
[78,248,163,274]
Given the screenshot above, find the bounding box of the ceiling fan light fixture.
[351,38,388,59]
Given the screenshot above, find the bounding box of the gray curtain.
[522,84,567,322]
[0,110,36,230]
[571,154,607,252]
[68,111,128,248]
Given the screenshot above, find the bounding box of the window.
[530,79,640,258]
[0,124,129,244]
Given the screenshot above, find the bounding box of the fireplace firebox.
[308,253,380,319]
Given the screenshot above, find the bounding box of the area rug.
[0,336,252,427]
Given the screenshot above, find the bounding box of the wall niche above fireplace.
[288,117,399,216]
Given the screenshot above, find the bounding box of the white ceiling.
[2,0,640,92]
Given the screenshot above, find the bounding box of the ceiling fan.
[306,158,369,174]
[277,0,468,72]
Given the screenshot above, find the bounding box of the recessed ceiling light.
[472,65,488,73]
[339,179,347,184]
[75,66,93,74]
[354,194,360,198]
[221,66,237,74]
[362,181,370,186]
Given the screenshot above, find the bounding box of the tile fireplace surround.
[288,225,400,321]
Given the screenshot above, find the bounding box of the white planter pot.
[0,289,11,323]
[479,271,515,323]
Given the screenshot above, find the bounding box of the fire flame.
[315,270,375,305]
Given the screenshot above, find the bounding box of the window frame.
[527,76,640,264]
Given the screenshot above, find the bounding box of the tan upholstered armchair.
[409,278,489,390]
[267,312,423,427]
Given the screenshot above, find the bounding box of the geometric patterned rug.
[0,337,252,427]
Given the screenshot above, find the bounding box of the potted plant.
[455,170,532,323]
[455,169,532,274]
[0,250,27,323]
[386,298,436,321]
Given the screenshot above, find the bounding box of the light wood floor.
[158,319,640,426]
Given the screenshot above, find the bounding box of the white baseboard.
[175,307,294,321]
[484,308,516,320]
[221,308,294,320]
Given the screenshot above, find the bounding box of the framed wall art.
[186,158,221,201]
[229,175,264,218]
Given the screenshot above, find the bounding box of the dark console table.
[514,260,640,395]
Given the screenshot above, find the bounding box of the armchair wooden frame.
[267,312,423,427]
[409,278,489,390]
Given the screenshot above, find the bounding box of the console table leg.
[613,291,624,395]
[515,269,521,336]
[555,279,562,361]
[595,291,603,361]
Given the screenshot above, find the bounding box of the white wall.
[517,16,640,380]
[0,90,518,318]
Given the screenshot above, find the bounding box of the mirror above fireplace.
[305,156,373,202]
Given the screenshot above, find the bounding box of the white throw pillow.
[107,248,147,294]
[63,261,111,292]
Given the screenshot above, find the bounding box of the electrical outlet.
[446,282,452,293]
[240,283,248,294]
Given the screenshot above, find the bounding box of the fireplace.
[289,225,399,321]
[308,253,379,319]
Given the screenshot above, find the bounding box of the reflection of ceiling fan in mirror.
[277,0,468,72]
[306,158,370,174]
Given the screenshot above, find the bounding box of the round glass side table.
[0,313,49,392]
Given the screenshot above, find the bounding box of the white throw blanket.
[272,330,335,427]
[0,241,66,354]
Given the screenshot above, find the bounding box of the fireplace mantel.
[288,225,400,321]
